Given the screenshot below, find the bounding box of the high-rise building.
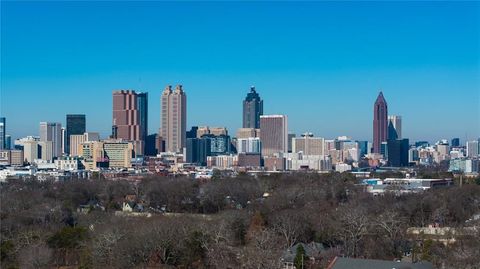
[145,134,158,156]
[388,115,402,140]
[373,92,388,153]
[203,134,231,155]
[387,139,409,167]
[0,117,5,150]
[5,135,11,150]
[466,140,479,158]
[112,90,144,156]
[61,127,66,154]
[14,136,40,163]
[260,115,288,157]
[288,133,296,153]
[187,126,199,139]
[292,133,325,155]
[243,86,263,129]
[186,137,211,166]
[66,114,86,154]
[160,85,187,153]
[103,140,134,168]
[237,137,262,154]
[137,92,148,149]
[38,141,54,161]
[40,122,62,159]
[357,141,369,157]
[70,135,86,157]
[451,138,460,147]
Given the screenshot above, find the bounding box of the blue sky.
[1,1,479,143]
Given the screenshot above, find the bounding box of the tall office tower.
[288,133,296,153]
[260,115,288,157]
[112,90,144,155]
[373,92,388,153]
[186,137,211,166]
[388,115,402,140]
[5,135,11,150]
[451,138,460,147]
[357,141,369,157]
[160,85,187,153]
[292,133,325,155]
[40,122,62,159]
[0,117,5,149]
[66,114,86,154]
[466,140,479,157]
[137,92,148,150]
[243,86,263,129]
[61,127,66,154]
[387,139,409,167]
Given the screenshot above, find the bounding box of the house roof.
[327,257,434,269]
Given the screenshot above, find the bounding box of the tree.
[294,244,308,269]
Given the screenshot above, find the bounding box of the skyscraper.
[160,85,187,153]
[387,139,409,167]
[39,122,62,159]
[137,92,148,149]
[373,92,388,153]
[0,117,5,150]
[451,138,460,147]
[243,86,263,129]
[260,115,288,157]
[112,90,144,155]
[466,140,479,158]
[388,115,402,140]
[66,114,86,154]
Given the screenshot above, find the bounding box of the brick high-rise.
[112,90,144,155]
[373,91,388,154]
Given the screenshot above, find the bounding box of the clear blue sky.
[1,1,479,143]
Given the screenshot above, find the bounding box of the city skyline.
[1,1,479,142]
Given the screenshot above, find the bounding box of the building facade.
[237,137,262,154]
[66,114,86,154]
[292,133,324,155]
[112,90,144,156]
[160,85,187,153]
[0,117,5,150]
[260,115,288,157]
[39,122,62,159]
[388,115,402,140]
[243,86,263,129]
[387,139,409,167]
[373,92,388,153]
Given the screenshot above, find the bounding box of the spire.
[163,85,172,95]
[375,91,386,104]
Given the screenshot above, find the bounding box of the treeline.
[1,172,480,268]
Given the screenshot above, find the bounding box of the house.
[326,257,434,269]
[77,200,105,214]
[282,242,326,269]
[122,201,144,212]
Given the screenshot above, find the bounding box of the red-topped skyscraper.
[373,91,388,153]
